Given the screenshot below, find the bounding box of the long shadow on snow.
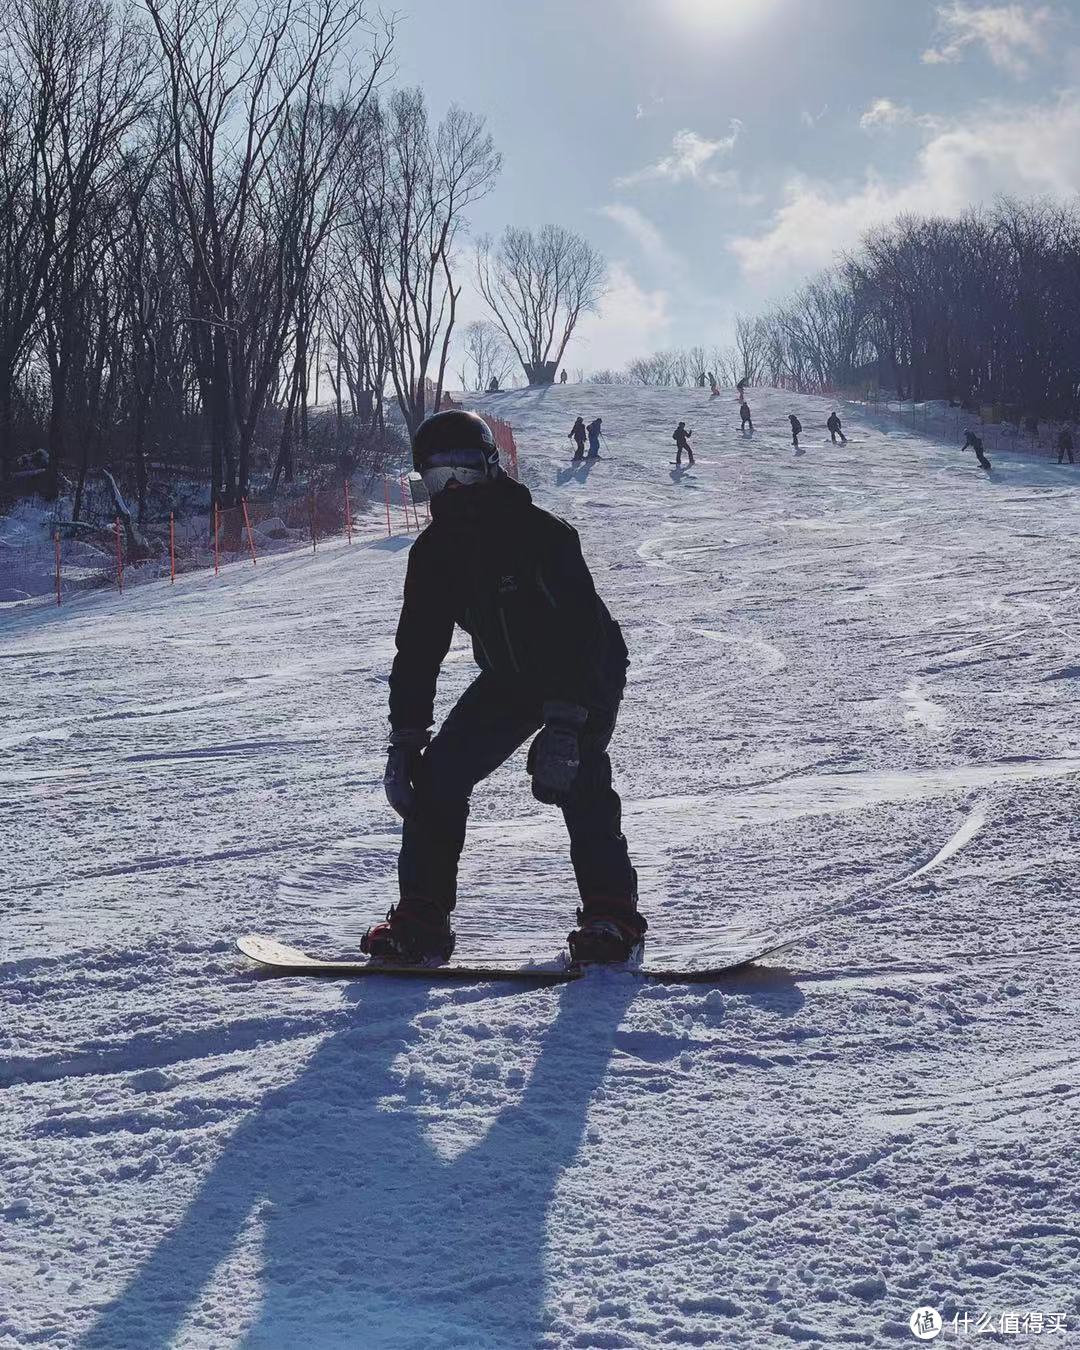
[80,973,637,1350]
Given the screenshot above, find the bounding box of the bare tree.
[476,224,606,386]
[146,0,390,505]
[457,319,513,392]
[355,90,499,434]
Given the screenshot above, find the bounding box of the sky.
[386,0,1080,374]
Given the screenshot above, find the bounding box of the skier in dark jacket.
[1057,429,1075,464]
[962,429,991,471]
[586,417,603,458]
[827,411,846,444]
[569,417,587,460]
[739,401,753,433]
[366,410,645,967]
[789,414,802,447]
[673,421,695,466]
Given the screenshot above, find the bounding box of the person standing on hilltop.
[673,422,695,467]
[368,408,646,967]
[568,417,587,461]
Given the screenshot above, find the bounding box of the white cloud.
[573,261,671,370]
[922,3,1053,77]
[800,105,829,128]
[859,98,941,132]
[635,95,665,121]
[616,122,742,188]
[598,203,686,277]
[731,91,1080,284]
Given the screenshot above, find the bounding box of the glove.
[384,729,430,820]
[527,701,589,806]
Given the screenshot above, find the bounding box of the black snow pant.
[398,673,636,913]
[586,434,600,458]
[829,430,846,444]
[675,442,694,464]
[572,437,586,460]
[976,451,991,471]
[741,417,753,433]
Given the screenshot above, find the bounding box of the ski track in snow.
[2,385,1079,1348]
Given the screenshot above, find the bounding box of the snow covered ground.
[2,383,1079,1348]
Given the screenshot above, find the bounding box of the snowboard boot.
[361,899,456,965]
[567,906,648,966]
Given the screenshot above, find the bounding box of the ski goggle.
[419,448,494,495]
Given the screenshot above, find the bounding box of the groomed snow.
[2,383,1078,1347]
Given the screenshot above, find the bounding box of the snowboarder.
[487,376,500,393]
[789,414,802,448]
[827,411,847,444]
[568,417,587,461]
[586,417,603,458]
[673,421,695,466]
[708,371,720,398]
[559,369,568,384]
[739,401,753,433]
[1058,429,1075,464]
[365,409,646,966]
[961,428,992,471]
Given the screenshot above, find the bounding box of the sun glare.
[670,0,776,34]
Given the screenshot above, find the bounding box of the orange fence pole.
[242,497,258,565]
[398,476,411,531]
[212,503,220,576]
[114,518,124,593]
[54,530,61,606]
[344,480,353,544]
[169,512,176,583]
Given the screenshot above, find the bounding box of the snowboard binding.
[567,908,648,966]
[361,900,456,966]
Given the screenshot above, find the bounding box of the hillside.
[3,382,1078,1348]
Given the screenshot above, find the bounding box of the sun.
[669,0,777,34]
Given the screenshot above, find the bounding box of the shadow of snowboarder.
[80,974,637,1349]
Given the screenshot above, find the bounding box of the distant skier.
[789,414,802,448]
[739,401,753,433]
[1057,429,1075,464]
[673,421,695,467]
[708,371,720,398]
[586,417,603,458]
[559,369,568,385]
[962,428,992,471]
[487,376,500,393]
[367,408,646,967]
[827,411,847,444]
[569,417,587,461]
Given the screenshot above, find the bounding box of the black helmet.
[412,409,499,476]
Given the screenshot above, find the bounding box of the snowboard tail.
[237,933,795,985]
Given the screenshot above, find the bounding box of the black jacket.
[389,476,628,731]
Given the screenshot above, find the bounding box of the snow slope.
[2,383,1079,1348]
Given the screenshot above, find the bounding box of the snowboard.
[237,932,795,985]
